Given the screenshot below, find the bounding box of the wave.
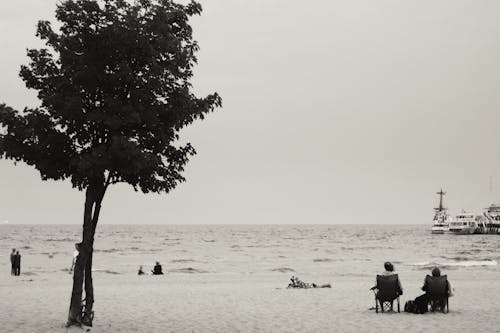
[230,245,242,251]
[170,259,195,263]
[412,260,497,270]
[313,258,333,263]
[457,249,481,255]
[92,269,121,275]
[147,248,164,252]
[271,267,296,273]
[162,242,181,247]
[442,255,494,262]
[94,247,166,254]
[334,272,371,278]
[169,267,208,274]
[94,248,123,253]
[340,246,385,251]
[243,244,279,248]
[46,238,74,242]
[41,251,62,258]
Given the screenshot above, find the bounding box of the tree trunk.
[67,183,106,327]
[83,248,94,324]
[82,199,103,325]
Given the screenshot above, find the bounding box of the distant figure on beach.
[138,265,145,275]
[69,243,80,273]
[13,251,21,276]
[152,261,163,275]
[10,249,16,275]
[287,276,331,289]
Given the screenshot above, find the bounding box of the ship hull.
[449,228,475,235]
[431,226,448,234]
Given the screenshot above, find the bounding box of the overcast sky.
[1,0,500,225]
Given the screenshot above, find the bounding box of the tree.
[0,0,221,327]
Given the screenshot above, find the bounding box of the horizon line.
[1,223,427,226]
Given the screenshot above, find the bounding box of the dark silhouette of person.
[152,261,163,275]
[418,267,453,311]
[421,267,453,296]
[14,251,21,276]
[372,262,403,295]
[10,249,16,275]
[406,267,453,314]
[138,265,145,275]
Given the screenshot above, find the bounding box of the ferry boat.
[448,211,478,234]
[431,189,452,234]
[483,204,500,233]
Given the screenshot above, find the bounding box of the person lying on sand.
[287,276,331,289]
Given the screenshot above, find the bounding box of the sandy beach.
[2,267,500,332]
[2,224,500,332]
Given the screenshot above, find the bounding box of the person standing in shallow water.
[10,249,16,275]
[14,251,21,276]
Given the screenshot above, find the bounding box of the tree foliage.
[0,0,221,193]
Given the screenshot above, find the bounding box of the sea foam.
[412,260,497,269]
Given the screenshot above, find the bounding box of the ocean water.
[1,224,499,281]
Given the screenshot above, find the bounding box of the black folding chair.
[425,275,449,313]
[373,274,401,313]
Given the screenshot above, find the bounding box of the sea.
[1,224,499,282]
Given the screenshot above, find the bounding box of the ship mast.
[435,189,446,212]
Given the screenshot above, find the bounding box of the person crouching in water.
[152,261,163,275]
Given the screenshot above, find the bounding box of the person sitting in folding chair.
[422,267,452,313]
[371,262,403,313]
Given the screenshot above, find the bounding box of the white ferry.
[448,211,478,234]
[431,189,452,234]
[483,204,500,233]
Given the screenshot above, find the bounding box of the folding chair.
[425,275,449,313]
[374,274,401,313]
